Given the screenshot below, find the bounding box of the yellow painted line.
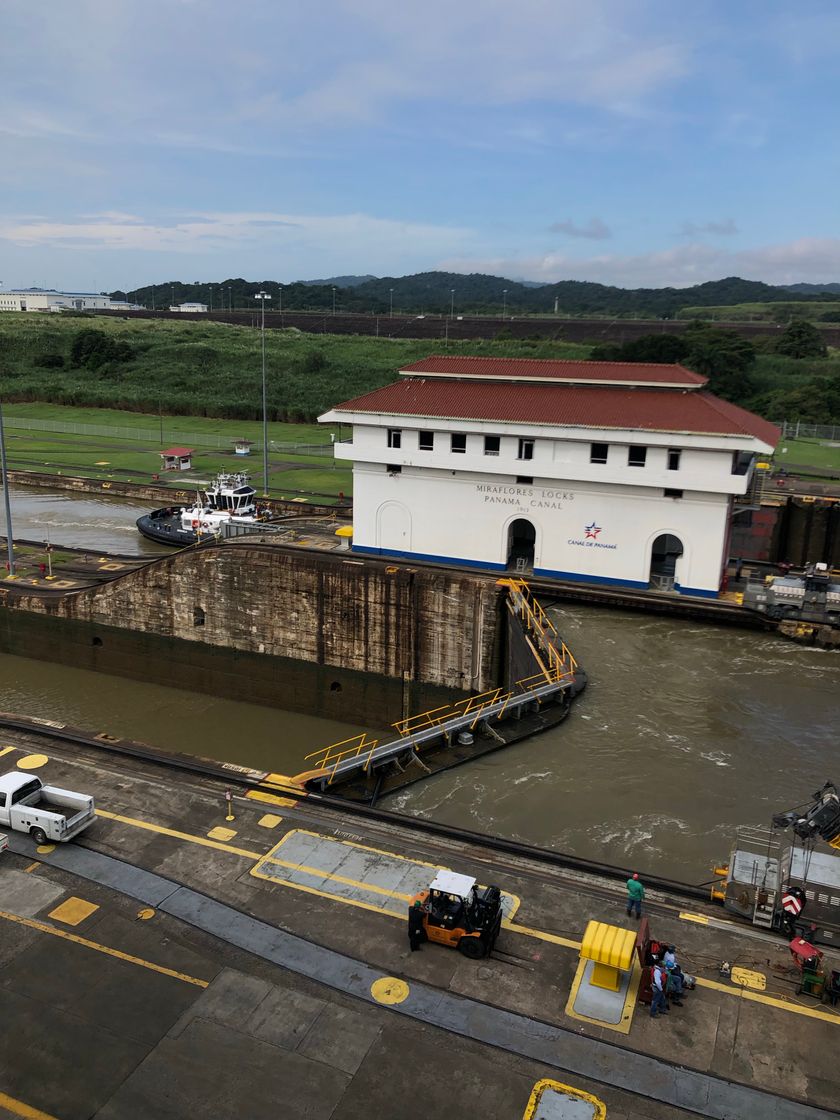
[96,809,261,859]
[679,911,710,925]
[49,897,100,927]
[246,789,299,807]
[23,861,40,874]
[0,745,15,759]
[16,753,48,770]
[258,813,283,828]
[0,1090,60,1120]
[206,826,237,842]
[0,909,208,988]
[504,919,581,951]
[696,975,840,1023]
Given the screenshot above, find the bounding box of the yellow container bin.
[580,920,635,991]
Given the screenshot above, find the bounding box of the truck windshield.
[11,779,41,805]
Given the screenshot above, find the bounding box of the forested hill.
[116,273,835,319]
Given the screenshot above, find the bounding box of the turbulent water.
[2,484,838,881]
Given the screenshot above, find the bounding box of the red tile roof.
[400,354,707,387]
[329,378,779,446]
[161,447,194,456]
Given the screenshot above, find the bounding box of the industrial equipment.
[410,870,503,959]
[715,783,840,947]
[744,563,840,625]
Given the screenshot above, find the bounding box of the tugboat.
[136,472,268,546]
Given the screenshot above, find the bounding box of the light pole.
[228,285,232,311]
[502,289,508,320]
[278,284,283,316]
[332,286,336,316]
[170,284,175,308]
[254,291,271,494]
[450,289,455,318]
[0,398,15,577]
[389,288,394,318]
[209,286,214,312]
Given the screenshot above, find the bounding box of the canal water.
[2,484,838,882]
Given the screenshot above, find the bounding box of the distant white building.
[169,302,209,313]
[320,355,779,598]
[0,288,140,313]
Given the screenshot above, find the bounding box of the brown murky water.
[2,485,838,881]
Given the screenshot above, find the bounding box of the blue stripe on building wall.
[352,546,718,598]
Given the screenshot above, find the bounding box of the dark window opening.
[451,432,467,454]
[484,434,501,456]
[667,448,682,471]
[329,681,342,692]
[663,488,683,499]
[517,438,534,461]
[193,607,206,627]
[418,430,434,451]
[91,636,103,647]
[386,464,402,474]
[590,442,609,464]
[732,450,753,475]
[628,446,647,467]
[516,476,533,485]
[387,428,402,449]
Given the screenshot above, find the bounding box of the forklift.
[410,870,503,959]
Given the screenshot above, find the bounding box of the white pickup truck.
[0,772,96,844]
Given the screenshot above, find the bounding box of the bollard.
[224,789,235,822]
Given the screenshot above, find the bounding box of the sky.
[2,0,840,292]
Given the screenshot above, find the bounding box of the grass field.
[0,312,592,422]
[775,437,840,472]
[677,301,840,323]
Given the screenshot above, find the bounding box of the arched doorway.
[376,501,412,552]
[507,519,536,572]
[649,533,683,590]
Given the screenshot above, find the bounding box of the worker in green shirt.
[626,872,644,918]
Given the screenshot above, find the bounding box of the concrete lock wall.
[0,544,504,726]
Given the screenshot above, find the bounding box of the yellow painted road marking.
[137,907,156,921]
[504,919,581,951]
[258,814,283,828]
[0,1090,60,1120]
[23,861,40,874]
[0,745,15,759]
[0,909,208,988]
[16,753,48,770]
[679,911,710,925]
[207,826,237,842]
[695,975,840,1023]
[36,844,56,855]
[96,809,261,859]
[371,976,409,1005]
[49,897,99,927]
[731,967,766,991]
[246,789,298,807]
[564,956,640,1035]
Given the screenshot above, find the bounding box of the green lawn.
[775,437,840,472]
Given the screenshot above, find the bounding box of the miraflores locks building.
[319,356,779,597]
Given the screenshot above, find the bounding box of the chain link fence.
[780,421,840,442]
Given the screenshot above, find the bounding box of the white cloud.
[0,210,474,260]
[549,218,612,240]
[680,219,738,237]
[441,238,840,288]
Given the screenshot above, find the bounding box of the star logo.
[584,522,601,539]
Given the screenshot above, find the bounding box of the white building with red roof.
[319,355,779,597]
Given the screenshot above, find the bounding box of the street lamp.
[450,289,455,318]
[209,286,214,312]
[254,291,272,494]
[228,285,232,311]
[278,284,283,316]
[170,284,175,308]
[0,398,15,577]
[332,286,336,316]
[389,288,394,318]
[502,289,508,320]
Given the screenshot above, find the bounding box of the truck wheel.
[458,936,486,959]
[30,827,48,845]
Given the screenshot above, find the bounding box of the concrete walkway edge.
[10,834,837,1120]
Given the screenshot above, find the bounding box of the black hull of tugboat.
[136,512,199,547]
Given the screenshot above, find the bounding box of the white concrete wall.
[349,463,730,593]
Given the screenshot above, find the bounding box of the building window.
[484,435,501,456]
[517,438,534,461]
[516,476,533,485]
[663,488,683,499]
[387,428,402,449]
[667,449,682,471]
[732,450,752,476]
[451,433,467,454]
[628,446,647,467]
[418,430,434,451]
[590,442,609,464]
[386,464,402,474]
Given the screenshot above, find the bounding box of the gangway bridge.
[295,579,586,802]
